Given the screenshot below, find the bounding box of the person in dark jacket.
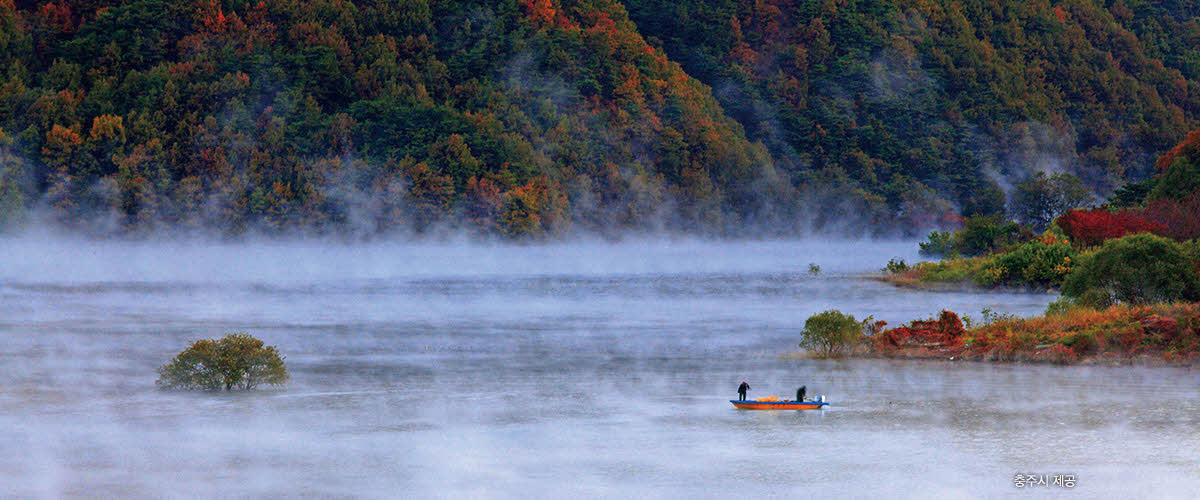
[796,385,806,402]
[737,381,750,401]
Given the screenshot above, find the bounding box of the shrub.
[1108,324,1148,354]
[1045,297,1075,316]
[914,257,990,284]
[1061,331,1099,357]
[799,310,865,357]
[1073,288,1115,309]
[1141,315,1180,346]
[1044,344,1079,364]
[1061,233,1200,305]
[976,233,1076,288]
[874,310,967,352]
[883,257,909,273]
[980,308,1018,325]
[157,333,289,391]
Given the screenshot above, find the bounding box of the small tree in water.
[799,310,865,358]
[157,333,289,391]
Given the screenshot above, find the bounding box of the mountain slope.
[1,0,1199,237]
[0,0,787,236]
[625,0,1200,215]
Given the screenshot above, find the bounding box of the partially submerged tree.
[157,333,289,391]
[799,310,866,358]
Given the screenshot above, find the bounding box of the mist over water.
[2,238,1197,497]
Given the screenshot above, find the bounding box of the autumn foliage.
[3,0,1200,238]
[1154,129,1200,172]
[1141,192,1200,242]
[1056,208,1163,248]
[871,304,1200,365]
[874,310,966,353]
[1,0,787,237]
[157,333,289,391]
[1055,193,1200,247]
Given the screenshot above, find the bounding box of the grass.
[880,233,1090,292]
[877,256,992,289]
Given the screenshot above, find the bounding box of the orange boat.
[730,396,828,410]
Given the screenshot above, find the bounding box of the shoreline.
[866,272,1055,295]
[788,301,1200,369]
[853,347,1199,368]
[784,348,1198,368]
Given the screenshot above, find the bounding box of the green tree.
[8,0,1200,238]
[1010,172,1094,230]
[157,333,289,391]
[1061,233,1200,306]
[1148,129,1200,202]
[918,229,956,257]
[0,172,23,230]
[957,217,1032,257]
[919,216,1033,258]
[1107,179,1154,208]
[799,310,865,358]
[0,131,28,230]
[1148,156,1200,203]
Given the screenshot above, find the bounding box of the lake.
[2,238,1197,497]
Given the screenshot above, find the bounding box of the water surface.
[2,239,1196,497]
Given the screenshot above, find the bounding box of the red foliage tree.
[36,2,73,33]
[1056,208,1163,247]
[464,176,503,230]
[522,0,556,27]
[1140,192,1200,241]
[1155,129,1200,172]
[498,177,569,238]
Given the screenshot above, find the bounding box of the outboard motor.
[817,395,825,403]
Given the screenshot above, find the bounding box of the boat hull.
[730,400,828,410]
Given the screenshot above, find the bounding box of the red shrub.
[1140,192,1200,241]
[1064,332,1099,357]
[878,311,966,349]
[1044,344,1078,364]
[1106,324,1147,354]
[1141,315,1180,345]
[970,327,1019,360]
[873,329,904,352]
[1057,208,1163,247]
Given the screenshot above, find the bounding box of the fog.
[2,237,1197,497]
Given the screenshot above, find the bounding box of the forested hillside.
[625,0,1200,218]
[1,0,1198,238]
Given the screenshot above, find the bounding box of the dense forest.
[0,0,1198,238]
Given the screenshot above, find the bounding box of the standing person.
[737,381,750,401]
[796,385,806,402]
